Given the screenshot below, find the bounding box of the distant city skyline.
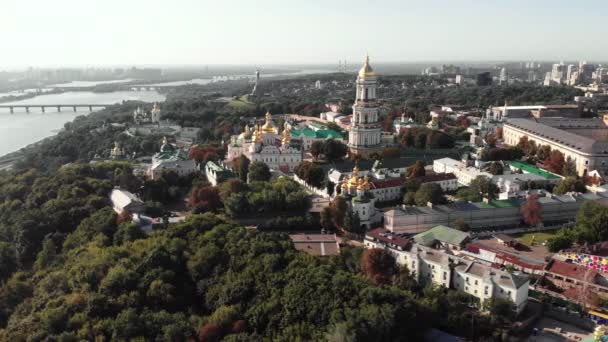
[1,0,607,67]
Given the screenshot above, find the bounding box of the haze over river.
[0,91,165,157]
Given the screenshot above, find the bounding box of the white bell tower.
[349,55,383,156]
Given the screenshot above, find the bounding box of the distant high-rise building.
[566,64,577,81]
[550,63,566,84]
[580,62,597,83]
[476,72,492,86]
[499,67,508,85]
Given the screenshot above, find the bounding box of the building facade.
[364,228,529,313]
[384,193,604,234]
[205,161,234,186]
[503,118,608,176]
[225,112,303,172]
[149,137,198,180]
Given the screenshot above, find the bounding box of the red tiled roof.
[413,173,456,183]
[371,178,404,189]
[547,260,598,281]
[366,228,411,249]
[466,242,545,270]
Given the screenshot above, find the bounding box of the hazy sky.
[1,0,606,67]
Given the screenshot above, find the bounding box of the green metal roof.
[291,128,343,140]
[413,225,470,247]
[508,161,560,180]
[206,161,225,172]
[474,199,521,209]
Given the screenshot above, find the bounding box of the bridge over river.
[0,104,114,114]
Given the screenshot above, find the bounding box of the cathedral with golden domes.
[348,55,383,157]
[225,111,302,172]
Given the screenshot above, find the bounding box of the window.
[443,272,447,280]
[475,280,478,285]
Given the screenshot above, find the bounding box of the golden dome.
[111,141,124,156]
[358,54,376,78]
[261,111,278,133]
[251,124,260,142]
[238,125,252,141]
[357,176,371,191]
[282,125,291,145]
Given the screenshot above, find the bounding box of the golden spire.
[358,54,376,78]
[282,125,291,145]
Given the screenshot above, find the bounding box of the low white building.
[149,137,198,180]
[204,161,233,186]
[110,188,144,214]
[433,158,492,186]
[492,173,548,199]
[412,173,459,192]
[365,227,529,313]
[453,261,529,313]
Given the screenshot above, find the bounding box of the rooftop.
[475,198,521,209]
[546,259,597,282]
[365,228,411,250]
[205,160,226,172]
[413,173,457,183]
[508,161,561,180]
[505,119,607,154]
[289,234,340,256]
[291,128,344,140]
[413,225,470,247]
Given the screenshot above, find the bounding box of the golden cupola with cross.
[358,54,376,79]
[341,165,362,191]
[261,111,278,134]
[357,175,371,191]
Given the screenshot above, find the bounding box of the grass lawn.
[227,95,255,109]
[512,231,559,246]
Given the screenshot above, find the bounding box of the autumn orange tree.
[188,186,221,213]
[521,194,542,226]
[361,248,397,286]
[188,145,221,165]
[116,210,133,225]
[545,150,565,174]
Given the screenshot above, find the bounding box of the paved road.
[529,317,593,342]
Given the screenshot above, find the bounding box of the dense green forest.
[0,162,512,340]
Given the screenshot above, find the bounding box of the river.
[0,90,165,157]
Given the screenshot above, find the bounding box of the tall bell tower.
[348,55,383,157]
